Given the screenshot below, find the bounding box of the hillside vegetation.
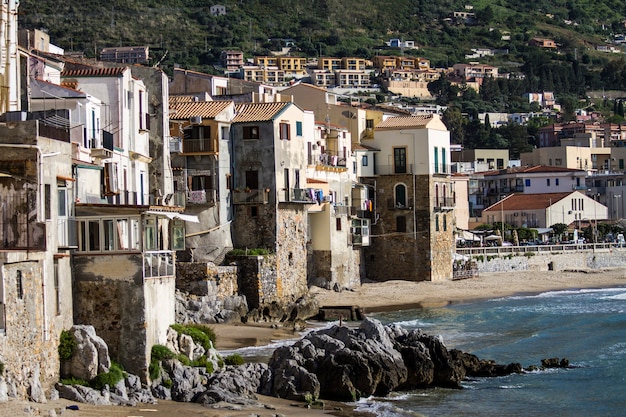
[18,0,626,73]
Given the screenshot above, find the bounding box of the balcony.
[434,197,455,211]
[143,250,174,279]
[187,189,217,205]
[183,138,214,153]
[233,188,269,204]
[314,151,348,168]
[90,130,114,160]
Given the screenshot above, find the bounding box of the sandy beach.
[4,268,626,417]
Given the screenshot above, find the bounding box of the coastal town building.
[360,114,455,281]
[481,191,607,229]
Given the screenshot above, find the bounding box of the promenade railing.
[456,242,618,257]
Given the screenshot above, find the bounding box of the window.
[366,119,374,129]
[395,184,407,208]
[362,155,368,166]
[441,148,447,173]
[443,214,447,231]
[296,121,302,136]
[336,218,342,231]
[434,146,439,173]
[54,260,60,316]
[556,178,559,186]
[435,215,440,231]
[45,184,51,220]
[547,179,551,186]
[525,179,531,187]
[243,126,260,140]
[190,175,213,191]
[250,206,258,217]
[394,148,407,174]
[555,158,562,166]
[144,218,157,251]
[396,216,406,233]
[280,123,290,140]
[103,162,119,195]
[16,270,23,300]
[620,159,624,170]
[172,220,185,251]
[245,170,259,190]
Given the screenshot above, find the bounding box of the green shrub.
[176,354,191,366]
[170,324,215,351]
[524,252,536,257]
[205,361,214,374]
[163,379,173,389]
[217,357,225,368]
[151,344,175,361]
[58,330,76,360]
[0,361,4,375]
[149,359,161,381]
[91,362,124,390]
[224,353,244,366]
[60,377,89,386]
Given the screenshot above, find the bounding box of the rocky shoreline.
[40,317,569,416]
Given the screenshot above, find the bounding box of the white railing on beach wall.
[456,243,619,257]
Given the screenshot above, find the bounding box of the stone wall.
[364,174,455,281]
[0,260,59,398]
[275,206,309,301]
[72,254,148,379]
[176,261,238,299]
[470,248,626,273]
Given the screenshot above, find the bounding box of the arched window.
[395,183,407,208]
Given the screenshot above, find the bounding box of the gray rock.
[27,364,47,403]
[63,325,111,381]
[0,377,8,402]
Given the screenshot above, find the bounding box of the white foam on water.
[355,396,426,417]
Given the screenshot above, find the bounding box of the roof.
[483,192,572,212]
[30,79,86,99]
[375,114,436,130]
[170,100,232,120]
[306,178,328,184]
[62,67,127,78]
[233,102,291,123]
[352,143,380,151]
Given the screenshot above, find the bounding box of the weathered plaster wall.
[72,254,149,379]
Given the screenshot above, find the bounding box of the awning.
[143,210,200,223]
[485,235,502,241]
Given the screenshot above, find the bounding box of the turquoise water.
[357,287,626,417]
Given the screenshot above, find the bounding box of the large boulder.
[268,318,408,402]
[61,325,111,381]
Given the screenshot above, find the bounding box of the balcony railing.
[434,197,455,210]
[187,189,217,205]
[233,189,269,204]
[183,138,214,153]
[143,250,174,279]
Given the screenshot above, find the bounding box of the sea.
[227,286,626,417]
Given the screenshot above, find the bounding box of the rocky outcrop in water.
[55,318,569,408]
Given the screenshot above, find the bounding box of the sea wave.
[355,396,427,417]
[492,286,626,302]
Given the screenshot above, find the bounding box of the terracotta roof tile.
[483,192,572,212]
[170,100,232,120]
[62,67,126,78]
[375,114,434,129]
[233,102,290,123]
